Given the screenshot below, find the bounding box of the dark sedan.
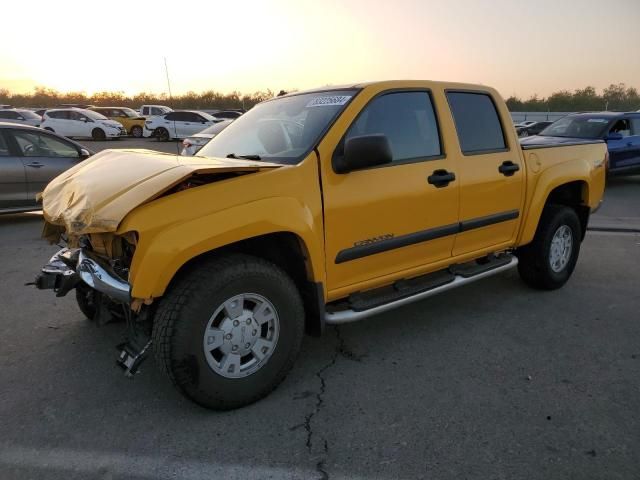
[0,122,92,214]
[517,121,553,137]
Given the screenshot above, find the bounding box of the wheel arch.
[155,232,325,336]
[520,178,591,245]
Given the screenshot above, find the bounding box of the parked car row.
[0,104,243,142]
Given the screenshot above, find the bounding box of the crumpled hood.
[41,149,281,234]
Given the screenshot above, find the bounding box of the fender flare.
[518,160,591,245]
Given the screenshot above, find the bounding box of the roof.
[291,79,494,94]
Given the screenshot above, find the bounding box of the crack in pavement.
[301,326,361,480]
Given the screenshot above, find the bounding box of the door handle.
[26,162,44,168]
[498,161,520,176]
[427,169,456,188]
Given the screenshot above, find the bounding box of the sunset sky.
[1,0,639,99]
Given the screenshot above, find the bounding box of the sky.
[1,0,639,99]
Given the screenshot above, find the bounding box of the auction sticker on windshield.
[306,95,352,107]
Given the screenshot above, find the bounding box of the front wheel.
[75,284,97,320]
[91,128,106,141]
[152,254,305,410]
[516,205,582,290]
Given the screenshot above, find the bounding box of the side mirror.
[606,132,623,141]
[79,148,91,159]
[333,134,393,174]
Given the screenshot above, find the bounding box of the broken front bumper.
[34,248,131,303]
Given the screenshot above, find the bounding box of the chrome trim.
[325,257,518,324]
[42,248,76,275]
[77,250,131,303]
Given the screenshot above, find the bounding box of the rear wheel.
[516,205,581,290]
[91,128,106,141]
[131,125,143,138]
[155,127,170,142]
[152,254,304,410]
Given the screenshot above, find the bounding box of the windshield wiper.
[226,153,261,160]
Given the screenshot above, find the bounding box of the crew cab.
[33,81,607,410]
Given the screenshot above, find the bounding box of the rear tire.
[152,254,305,410]
[155,127,170,142]
[91,128,106,141]
[516,205,581,290]
[131,125,143,138]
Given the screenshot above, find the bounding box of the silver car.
[0,122,92,214]
[0,108,42,127]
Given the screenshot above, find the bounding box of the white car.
[41,108,126,140]
[139,105,173,117]
[181,120,233,156]
[0,109,42,127]
[143,110,219,141]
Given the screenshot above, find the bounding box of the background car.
[139,105,173,117]
[181,119,233,156]
[522,111,640,176]
[90,107,146,137]
[144,110,219,141]
[514,120,536,128]
[0,108,42,127]
[41,108,126,140]
[0,122,92,213]
[517,121,553,137]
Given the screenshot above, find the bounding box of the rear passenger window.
[345,91,441,162]
[631,119,640,135]
[446,92,507,154]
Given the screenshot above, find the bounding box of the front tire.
[75,284,97,320]
[91,128,106,141]
[152,254,305,410]
[516,205,581,290]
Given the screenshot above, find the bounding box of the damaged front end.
[32,232,152,377]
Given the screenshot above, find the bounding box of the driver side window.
[610,119,631,137]
[344,91,442,163]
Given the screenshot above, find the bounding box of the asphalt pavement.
[0,140,638,479]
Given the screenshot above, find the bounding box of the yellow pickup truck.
[34,80,607,409]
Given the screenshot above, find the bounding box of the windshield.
[84,110,108,121]
[539,116,610,139]
[122,108,139,118]
[198,90,358,164]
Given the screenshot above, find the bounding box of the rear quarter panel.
[518,142,607,245]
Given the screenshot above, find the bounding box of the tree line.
[0,87,275,110]
[506,83,640,112]
[1,83,639,112]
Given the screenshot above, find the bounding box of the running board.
[325,256,518,325]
